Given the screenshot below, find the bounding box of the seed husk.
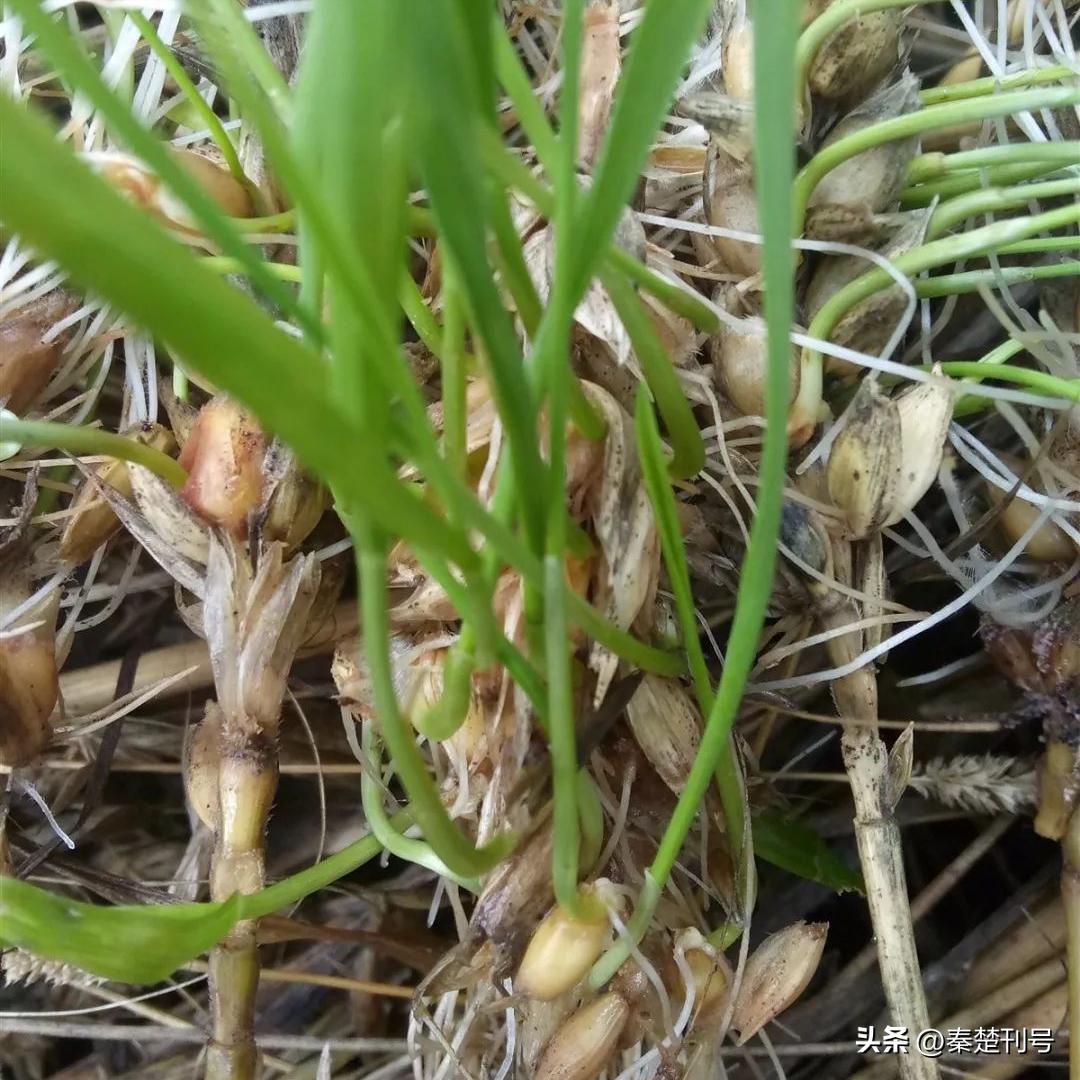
[172,149,254,220]
[96,149,253,234]
[710,287,800,418]
[883,375,954,527]
[129,462,212,566]
[472,816,556,951]
[0,572,59,768]
[1006,0,1060,45]
[625,674,702,795]
[803,210,930,378]
[940,51,984,87]
[578,1,621,170]
[986,470,1076,563]
[59,423,177,566]
[807,9,902,101]
[730,921,828,1044]
[257,441,327,553]
[806,74,921,242]
[719,13,806,130]
[535,992,630,1080]
[981,598,1080,693]
[701,140,761,278]
[671,929,732,1029]
[0,290,81,415]
[184,704,223,832]
[722,20,755,104]
[516,884,612,1000]
[826,379,902,539]
[179,396,267,536]
[159,377,200,448]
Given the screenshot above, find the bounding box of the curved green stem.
[906,142,1080,187]
[411,643,475,741]
[603,271,705,479]
[202,254,300,280]
[920,64,1078,106]
[360,718,479,890]
[928,176,1080,239]
[356,540,514,878]
[948,338,1027,417]
[399,271,446,357]
[0,419,186,487]
[235,209,298,233]
[635,389,747,879]
[607,245,722,333]
[567,591,684,675]
[248,814,408,916]
[904,161,1075,206]
[916,261,1080,299]
[794,84,1080,233]
[937,361,1080,404]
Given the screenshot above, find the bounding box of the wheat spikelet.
[1,948,105,989]
[909,755,1037,814]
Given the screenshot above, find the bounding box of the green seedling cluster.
[1,0,1078,1039]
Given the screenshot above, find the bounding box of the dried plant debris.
[2,2,1079,1079]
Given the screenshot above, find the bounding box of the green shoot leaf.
[752,813,864,895]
